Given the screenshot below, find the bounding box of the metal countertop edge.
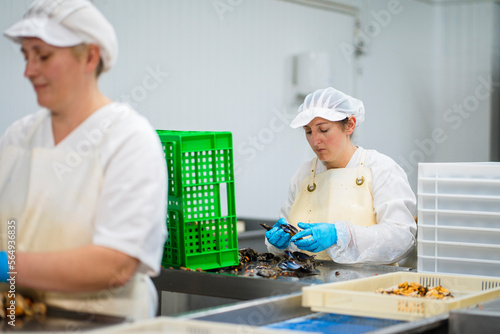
[152,268,305,300]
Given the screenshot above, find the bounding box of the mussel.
[278,260,302,271]
[283,250,315,263]
[256,252,278,262]
[283,250,293,260]
[228,247,317,279]
[260,223,300,237]
[292,251,316,263]
[278,259,315,273]
[238,247,259,264]
[278,250,316,274]
[256,268,282,279]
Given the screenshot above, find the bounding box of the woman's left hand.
[291,222,338,252]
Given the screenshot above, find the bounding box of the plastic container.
[157,130,238,270]
[302,272,500,321]
[417,162,500,277]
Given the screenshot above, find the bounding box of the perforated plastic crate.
[417,162,500,277]
[157,130,238,270]
[302,272,500,321]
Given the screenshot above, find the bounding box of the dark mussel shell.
[257,268,281,279]
[259,223,273,231]
[278,260,303,271]
[292,251,316,263]
[256,252,277,262]
[281,224,299,236]
[255,265,272,270]
[283,250,315,264]
[238,247,259,264]
[260,222,300,237]
[283,250,295,260]
[298,262,315,273]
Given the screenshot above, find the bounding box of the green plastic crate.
[156,130,238,270]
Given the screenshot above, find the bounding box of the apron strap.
[307,158,318,192]
[356,148,367,186]
[308,148,367,190]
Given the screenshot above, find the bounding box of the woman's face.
[21,38,86,112]
[303,117,355,168]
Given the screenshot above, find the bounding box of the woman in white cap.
[265,87,417,265]
[0,0,166,319]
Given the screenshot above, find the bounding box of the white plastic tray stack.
[417,162,500,277]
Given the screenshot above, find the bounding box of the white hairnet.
[290,87,365,128]
[4,0,118,72]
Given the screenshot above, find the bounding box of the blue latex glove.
[265,218,291,249]
[291,222,338,253]
[0,251,9,282]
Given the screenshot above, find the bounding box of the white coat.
[267,147,416,265]
[0,103,167,319]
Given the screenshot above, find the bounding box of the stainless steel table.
[150,257,500,333]
[178,292,449,334]
[448,297,500,334]
[152,261,412,301]
[0,306,127,332]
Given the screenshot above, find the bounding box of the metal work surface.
[180,292,448,334]
[153,261,412,300]
[448,297,500,334]
[0,306,127,332]
[170,273,500,334]
[179,293,311,325]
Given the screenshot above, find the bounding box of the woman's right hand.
[265,218,291,249]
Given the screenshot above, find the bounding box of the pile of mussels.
[231,247,318,279]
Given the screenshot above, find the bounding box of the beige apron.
[0,110,151,320]
[288,148,377,260]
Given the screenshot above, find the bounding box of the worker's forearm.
[15,245,139,292]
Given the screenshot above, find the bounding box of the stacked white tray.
[417,162,500,277]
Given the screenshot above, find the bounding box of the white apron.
[288,148,377,260]
[0,110,151,320]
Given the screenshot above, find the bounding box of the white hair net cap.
[4,0,118,72]
[290,87,365,128]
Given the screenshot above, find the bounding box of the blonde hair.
[71,44,104,78]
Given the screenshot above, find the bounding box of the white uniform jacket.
[267,147,417,265]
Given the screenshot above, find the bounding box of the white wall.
[0,0,355,220]
[0,0,39,130]
[356,0,435,190]
[0,0,497,220]
[355,0,497,191]
[430,2,494,163]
